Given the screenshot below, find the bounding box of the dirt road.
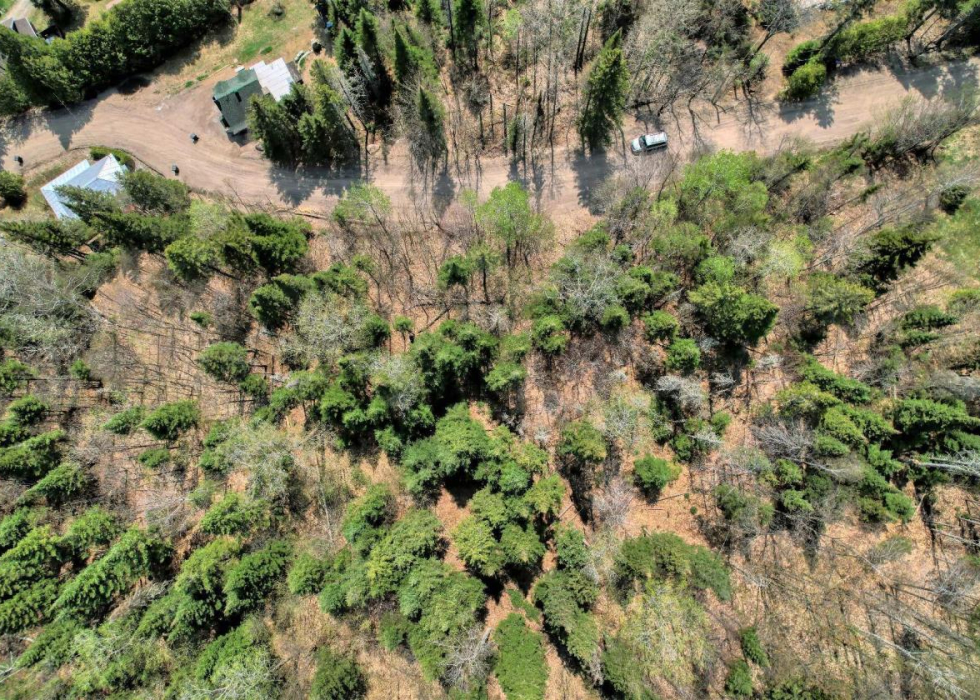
[1,55,977,217]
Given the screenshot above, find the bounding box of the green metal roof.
[213,68,259,100]
[213,69,263,135]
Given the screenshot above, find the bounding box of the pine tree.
[334,26,358,74]
[415,0,443,26]
[453,0,484,69]
[356,9,393,109]
[414,86,447,172]
[577,30,629,152]
[247,95,302,165]
[393,28,420,85]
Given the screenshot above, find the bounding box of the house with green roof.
[213,68,264,135]
[213,59,301,136]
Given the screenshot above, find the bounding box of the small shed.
[41,155,125,220]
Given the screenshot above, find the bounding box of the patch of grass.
[159,0,314,93]
[935,199,980,283]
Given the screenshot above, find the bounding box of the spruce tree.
[334,27,357,73]
[453,0,484,70]
[453,0,484,69]
[577,30,629,152]
[248,95,302,165]
[394,28,419,85]
[415,0,443,26]
[416,86,447,170]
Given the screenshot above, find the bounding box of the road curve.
[0,55,977,216]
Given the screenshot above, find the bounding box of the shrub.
[0,509,37,553]
[740,626,769,666]
[0,430,65,478]
[689,282,778,346]
[830,15,906,64]
[665,338,701,373]
[494,613,548,700]
[103,406,144,435]
[616,532,731,600]
[239,373,270,401]
[6,395,48,426]
[140,537,240,640]
[191,622,279,697]
[558,420,607,468]
[137,447,171,469]
[799,357,872,404]
[69,359,92,381]
[199,493,266,537]
[0,578,59,634]
[642,310,680,342]
[948,288,980,315]
[141,400,199,441]
[501,523,546,569]
[523,474,565,520]
[855,224,938,291]
[310,646,367,700]
[453,516,505,577]
[0,526,63,599]
[90,146,136,170]
[783,39,821,74]
[0,171,27,207]
[61,507,119,559]
[198,342,251,383]
[0,359,33,395]
[555,525,590,571]
[15,618,81,669]
[783,61,827,101]
[378,611,411,650]
[366,509,442,597]
[54,528,170,619]
[224,539,292,615]
[633,456,681,499]
[288,553,327,595]
[726,659,754,697]
[17,461,90,506]
[342,484,394,552]
[531,315,569,356]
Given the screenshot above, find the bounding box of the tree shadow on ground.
[571,148,613,212]
[776,83,839,130]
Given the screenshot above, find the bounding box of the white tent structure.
[41,155,126,220]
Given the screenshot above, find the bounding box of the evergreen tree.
[415,0,443,26]
[394,28,419,84]
[578,30,629,151]
[453,0,484,69]
[412,86,447,173]
[356,9,393,109]
[334,27,358,73]
[248,94,303,165]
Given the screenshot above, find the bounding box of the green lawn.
[158,0,315,93]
